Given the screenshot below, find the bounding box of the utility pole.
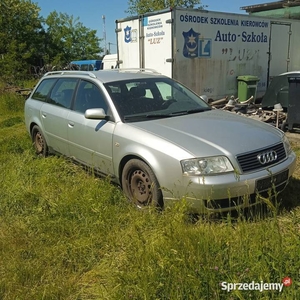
[102,15,107,54]
[108,42,116,53]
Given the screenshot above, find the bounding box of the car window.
[106,84,121,94]
[105,77,210,122]
[32,78,57,102]
[49,78,78,108]
[156,82,172,100]
[74,80,108,114]
[126,82,154,99]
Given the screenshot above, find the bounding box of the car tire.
[31,125,48,157]
[122,159,163,209]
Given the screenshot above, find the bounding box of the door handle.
[68,121,75,128]
[41,112,47,118]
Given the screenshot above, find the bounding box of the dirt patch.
[286,131,300,144]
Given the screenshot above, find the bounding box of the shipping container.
[116,8,300,100]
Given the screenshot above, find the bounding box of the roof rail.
[116,68,160,74]
[43,70,97,78]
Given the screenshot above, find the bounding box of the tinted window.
[107,84,121,94]
[156,82,172,100]
[126,83,154,99]
[105,77,210,122]
[49,78,78,108]
[32,78,57,102]
[74,80,108,114]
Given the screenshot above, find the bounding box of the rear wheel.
[31,125,48,157]
[121,159,163,208]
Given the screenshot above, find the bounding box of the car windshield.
[104,77,211,122]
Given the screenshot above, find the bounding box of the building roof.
[241,0,300,13]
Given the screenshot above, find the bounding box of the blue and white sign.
[124,26,132,43]
[183,28,211,58]
[182,28,200,58]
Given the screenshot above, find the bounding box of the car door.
[40,78,78,156]
[67,79,115,176]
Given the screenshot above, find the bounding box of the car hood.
[129,109,283,157]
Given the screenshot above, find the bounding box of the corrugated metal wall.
[251,6,300,19]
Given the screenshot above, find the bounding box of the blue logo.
[183,29,212,58]
[124,26,132,43]
[199,39,211,58]
[183,28,200,58]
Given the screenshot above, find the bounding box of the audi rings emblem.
[257,150,277,165]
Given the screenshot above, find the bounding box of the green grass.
[0,90,300,299]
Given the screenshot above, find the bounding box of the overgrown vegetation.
[0,0,102,81]
[1,91,300,299]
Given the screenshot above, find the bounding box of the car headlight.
[283,134,292,155]
[181,156,234,176]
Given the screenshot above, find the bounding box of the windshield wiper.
[124,108,211,121]
[170,107,211,115]
[124,113,172,121]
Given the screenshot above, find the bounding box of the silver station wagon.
[24,70,296,213]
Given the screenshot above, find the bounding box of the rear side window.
[32,78,57,102]
[49,78,78,108]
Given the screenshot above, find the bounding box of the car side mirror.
[85,108,107,120]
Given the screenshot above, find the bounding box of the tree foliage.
[0,0,43,79]
[0,0,103,80]
[44,11,102,68]
[127,0,202,15]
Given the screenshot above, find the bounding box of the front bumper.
[163,152,297,213]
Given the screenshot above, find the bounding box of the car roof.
[42,69,166,84]
[277,70,300,77]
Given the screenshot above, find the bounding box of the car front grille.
[203,184,288,211]
[236,143,286,173]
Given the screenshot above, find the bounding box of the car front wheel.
[121,159,163,209]
[31,125,48,157]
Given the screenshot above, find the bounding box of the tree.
[44,11,103,68]
[0,0,103,80]
[127,0,202,15]
[0,0,44,79]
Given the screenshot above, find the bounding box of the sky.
[35,0,276,54]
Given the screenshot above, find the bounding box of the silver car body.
[24,70,296,213]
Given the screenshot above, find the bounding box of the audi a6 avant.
[24,70,296,213]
